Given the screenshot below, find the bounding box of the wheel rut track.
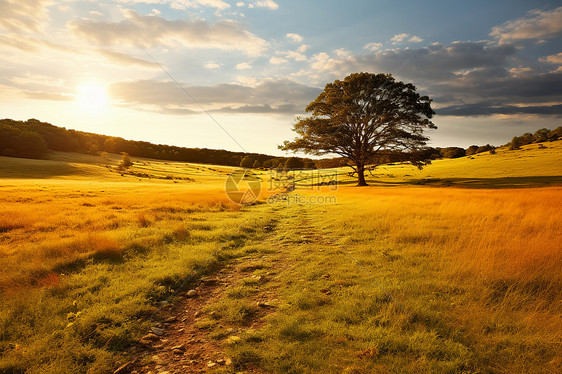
[123,204,333,374]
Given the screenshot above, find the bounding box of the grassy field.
[0,142,561,373]
[325,140,562,188]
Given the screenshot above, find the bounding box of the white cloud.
[364,42,383,51]
[9,72,66,90]
[287,51,307,61]
[334,48,350,57]
[69,10,269,56]
[96,49,160,69]
[269,56,288,64]
[297,44,309,53]
[6,71,74,102]
[152,8,161,15]
[308,52,332,72]
[508,66,533,76]
[89,11,104,17]
[118,0,231,10]
[390,33,423,44]
[390,33,409,44]
[0,0,52,33]
[490,6,562,44]
[236,76,258,85]
[0,32,77,54]
[204,62,221,69]
[251,0,279,10]
[277,50,307,62]
[22,91,74,102]
[236,2,244,6]
[196,0,230,9]
[236,62,252,70]
[540,52,562,64]
[286,33,303,42]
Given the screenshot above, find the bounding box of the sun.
[75,83,109,112]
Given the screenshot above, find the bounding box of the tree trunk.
[356,163,368,186]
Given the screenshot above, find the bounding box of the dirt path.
[119,204,316,374]
[126,259,274,373]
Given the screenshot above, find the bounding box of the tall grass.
[0,183,236,290]
[312,187,562,371]
[214,187,561,373]
[0,181,256,373]
[329,187,562,293]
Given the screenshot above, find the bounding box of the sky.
[0,0,561,156]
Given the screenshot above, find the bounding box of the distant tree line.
[239,155,316,169]
[417,126,562,160]
[0,118,316,167]
[1,118,560,167]
[0,120,48,159]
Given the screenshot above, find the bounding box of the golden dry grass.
[330,187,562,288]
[307,186,562,370]
[0,180,237,292]
[0,145,560,373]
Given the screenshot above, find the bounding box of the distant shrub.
[509,136,522,150]
[476,144,495,154]
[440,147,466,158]
[465,145,479,156]
[533,128,550,143]
[521,132,534,145]
[549,126,562,140]
[117,152,133,170]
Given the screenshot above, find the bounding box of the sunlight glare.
[75,83,109,112]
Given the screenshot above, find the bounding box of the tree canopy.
[240,155,254,168]
[284,157,305,169]
[280,72,436,185]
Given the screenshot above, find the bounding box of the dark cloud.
[433,70,562,104]
[307,41,517,82]
[214,103,299,114]
[304,39,561,118]
[108,78,321,115]
[438,103,562,116]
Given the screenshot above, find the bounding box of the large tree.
[280,72,436,186]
